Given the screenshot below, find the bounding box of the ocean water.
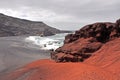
[25,33,69,50]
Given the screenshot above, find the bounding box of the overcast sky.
[0,0,119,30]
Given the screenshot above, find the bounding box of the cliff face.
[51,19,120,62]
[0,13,61,37]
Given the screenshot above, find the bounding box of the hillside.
[0,13,61,36]
[51,19,120,62]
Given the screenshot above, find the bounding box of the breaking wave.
[25,33,69,50]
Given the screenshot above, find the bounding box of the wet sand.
[0,36,50,74]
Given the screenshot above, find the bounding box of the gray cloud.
[0,0,119,30]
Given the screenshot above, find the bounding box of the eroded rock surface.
[51,19,120,62]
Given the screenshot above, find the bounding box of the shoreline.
[0,36,50,74]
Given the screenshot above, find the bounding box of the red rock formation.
[85,38,120,76]
[1,19,120,80]
[51,19,120,62]
[1,37,120,80]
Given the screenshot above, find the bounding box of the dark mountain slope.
[0,13,61,36]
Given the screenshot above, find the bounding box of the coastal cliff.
[51,19,120,62]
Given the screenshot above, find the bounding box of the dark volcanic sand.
[0,36,50,74]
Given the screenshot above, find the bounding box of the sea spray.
[25,33,69,50]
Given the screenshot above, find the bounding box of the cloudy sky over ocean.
[0,0,119,30]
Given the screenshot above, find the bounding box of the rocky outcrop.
[1,19,120,80]
[0,13,62,37]
[51,19,120,62]
[2,35,120,80]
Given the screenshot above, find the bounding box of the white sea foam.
[25,33,69,50]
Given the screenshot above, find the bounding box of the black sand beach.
[0,36,50,74]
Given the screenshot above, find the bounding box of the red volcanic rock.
[52,38,102,62]
[85,38,120,77]
[115,19,120,36]
[1,19,120,80]
[51,19,120,62]
[64,22,116,44]
[1,37,120,80]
